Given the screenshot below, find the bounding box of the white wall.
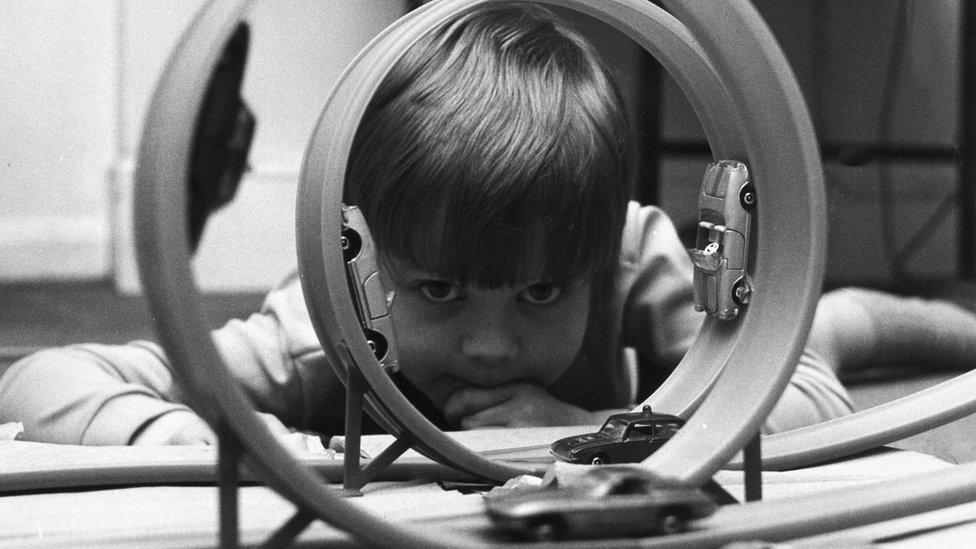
[1,0,965,291]
[0,0,408,292]
[0,1,117,280]
[116,0,409,292]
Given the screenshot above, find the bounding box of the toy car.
[485,465,717,540]
[687,159,755,320]
[550,406,684,465]
[341,204,400,374]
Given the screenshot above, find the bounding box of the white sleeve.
[762,347,855,434]
[0,272,342,445]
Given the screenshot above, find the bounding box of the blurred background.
[2,1,974,457]
[0,0,969,293]
[1,0,974,463]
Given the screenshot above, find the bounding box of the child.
[1,4,974,445]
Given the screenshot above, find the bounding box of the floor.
[0,281,264,369]
[2,280,975,463]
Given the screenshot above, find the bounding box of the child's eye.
[417,280,462,303]
[519,282,562,305]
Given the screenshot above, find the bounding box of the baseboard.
[0,215,111,280]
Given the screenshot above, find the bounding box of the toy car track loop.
[297,0,806,489]
[135,3,458,547]
[634,0,827,484]
[137,0,925,546]
[728,368,976,471]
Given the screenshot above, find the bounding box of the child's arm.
[618,202,855,433]
[762,287,976,433]
[618,202,703,372]
[0,341,200,444]
[761,347,854,433]
[0,273,343,444]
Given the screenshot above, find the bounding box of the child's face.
[381,257,592,410]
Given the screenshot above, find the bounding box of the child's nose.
[461,331,517,364]
[460,306,518,364]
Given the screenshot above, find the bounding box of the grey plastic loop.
[139,0,935,546]
[729,369,976,470]
[639,460,976,546]
[296,0,796,487]
[637,0,827,484]
[658,1,976,475]
[135,2,457,547]
[297,0,536,483]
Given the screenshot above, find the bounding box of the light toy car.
[687,159,755,320]
[341,204,400,374]
[485,465,717,540]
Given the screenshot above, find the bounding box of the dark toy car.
[550,406,684,465]
[485,465,717,541]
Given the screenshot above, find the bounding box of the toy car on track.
[687,159,755,320]
[341,204,400,374]
[550,406,684,465]
[485,465,716,540]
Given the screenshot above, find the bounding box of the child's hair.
[345,3,633,287]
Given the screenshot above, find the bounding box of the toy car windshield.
[598,418,629,440]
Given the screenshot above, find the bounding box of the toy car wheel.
[731,278,751,306]
[590,453,609,465]
[655,510,686,535]
[363,328,388,361]
[340,227,362,262]
[526,516,565,541]
[738,183,757,211]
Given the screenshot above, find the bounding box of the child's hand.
[133,410,294,446]
[443,382,593,429]
[132,411,217,445]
